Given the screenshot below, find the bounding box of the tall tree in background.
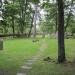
[0,0,2,9]
[19,0,28,34]
[0,0,2,19]
[12,0,15,36]
[31,0,39,39]
[28,13,34,37]
[33,4,37,39]
[64,0,74,32]
[57,0,66,63]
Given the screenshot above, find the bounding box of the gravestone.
[0,38,3,50]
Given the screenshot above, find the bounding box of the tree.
[33,4,37,39]
[29,0,40,39]
[3,0,19,35]
[19,0,28,34]
[0,0,3,50]
[57,0,66,63]
[64,0,74,32]
[28,12,34,37]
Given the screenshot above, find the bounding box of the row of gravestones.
[0,39,3,50]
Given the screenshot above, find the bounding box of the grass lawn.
[27,38,75,75]
[0,38,41,75]
[0,38,75,75]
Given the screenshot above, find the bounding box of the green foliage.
[31,0,40,3]
[0,0,36,34]
[0,0,75,36]
[40,20,54,33]
[70,21,75,34]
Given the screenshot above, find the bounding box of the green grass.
[0,38,41,75]
[0,38,75,75]
[27,38,75,75]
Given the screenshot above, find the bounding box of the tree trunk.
[57,0,66,63]
[4,25,7,34]
[55,3,58,33]
[28,13,34,37]
[12,16,15,36]
[33,4,37,39]
[19,0,28,34]
[55,10,58,33]
[12,0,15,37]
[0,0,2,16]
[0,0,2,7]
